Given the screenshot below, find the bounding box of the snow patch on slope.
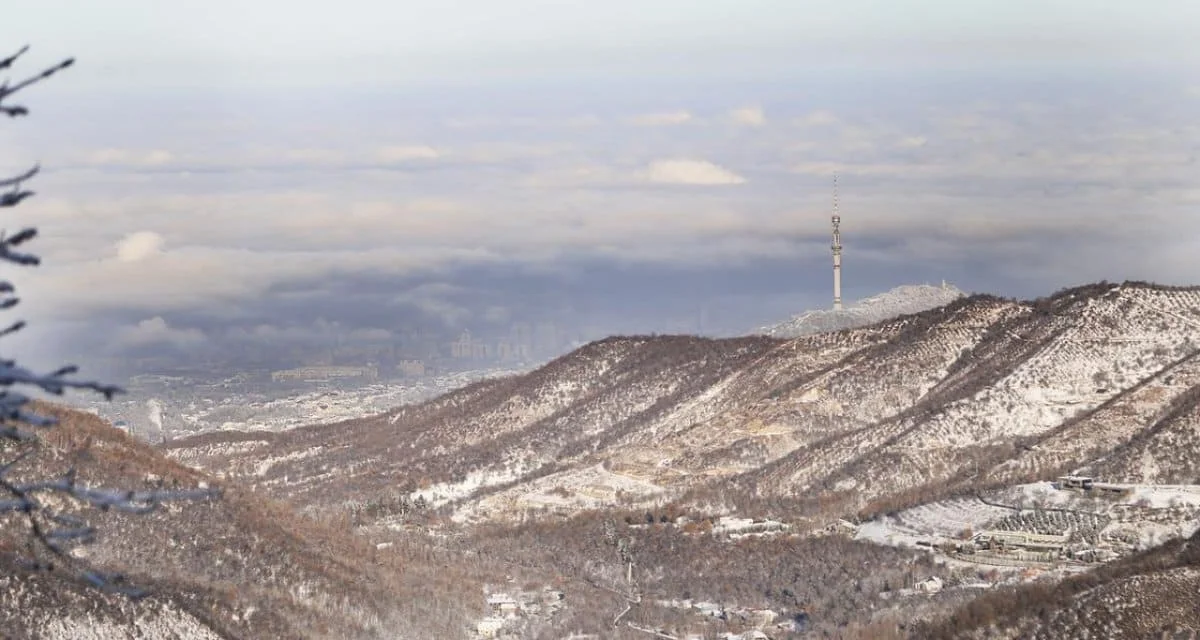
[412,463,534,509]
[35,605,223,640]
[859,481,1200,556]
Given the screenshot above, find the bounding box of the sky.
[2,1,1199,374]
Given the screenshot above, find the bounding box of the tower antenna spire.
[831,174,843,311]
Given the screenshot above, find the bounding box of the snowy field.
[857,482,1200,557]
[855,497,1016,549]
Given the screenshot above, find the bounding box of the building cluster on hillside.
[656,598,809,638]
[474,586,566,639]
[939,477,1155,567]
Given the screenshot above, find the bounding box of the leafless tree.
[0,44,216,596]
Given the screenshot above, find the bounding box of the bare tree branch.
[0,43,221,597]
[0,46,73,117]
[0,164,38,188]
[0,188,35,208]
[0,45,31,72]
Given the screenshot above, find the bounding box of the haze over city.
[3,0,1199,378]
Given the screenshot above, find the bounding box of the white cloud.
[81,149,174,167]
[375,145,440,162]
[115,231,165,263]
[898,136,928,148]
[114,317,205,349]
[628,111,693,126]
[730,106,766,126]
[643,159,746,185]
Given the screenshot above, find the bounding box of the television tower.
[831,174,843,311]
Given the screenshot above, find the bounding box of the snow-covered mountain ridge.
[166,281,1200,527]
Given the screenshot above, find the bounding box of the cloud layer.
[7,67,1199,374]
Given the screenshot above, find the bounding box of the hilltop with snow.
[761,283,967,338]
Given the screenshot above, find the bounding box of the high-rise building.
[533,322,559,356]
[510,322,533,352]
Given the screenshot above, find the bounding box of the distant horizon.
[4,1,1198,377]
